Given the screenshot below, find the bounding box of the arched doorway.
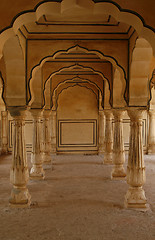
[56,85,99,154]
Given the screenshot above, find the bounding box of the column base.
[103,153,113,165]
[43,153,52,169]
[43,153,51,163]
[51,144,56,154]
[98,145,104,155]
[30,166,45,180]
[9,186,31,208]
[124,186,147,209]
[147,144,155,154]
[111,165,126,179]
[1,148,8,154]
[98,150,104,155]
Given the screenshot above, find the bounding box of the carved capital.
[113,109,125,121]
[127,108,145,122]
[104,110,113,119]
[29,109,43,119]
[43,109,52,119]
[8,106,28,119]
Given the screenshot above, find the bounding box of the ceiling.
[0,0,154,33]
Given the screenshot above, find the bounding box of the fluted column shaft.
[98,110,104,154]
[103,110,113,164]
[9,108,31,207]
[148,110,155,154]
[51,110,57,154]
[1,111,8,153]
[42,110,52,164]
[125,109,147,209]
[111,110,126,179]
[30,110,45,180]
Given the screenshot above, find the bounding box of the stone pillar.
[125,109,147,209]
[103,110,113,164]
[30,110,45,180]
[51,110,57,154]
[42,110,52,166]
[111,110,126,179]
[9,108,31,207]
[147,109,155,154]
[98,110,104,154]
[1,111,8,153]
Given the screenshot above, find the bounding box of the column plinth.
[8,108,31,207]
[125,109,147,209]
[30,109,45,180]
[103,110,113,164]
[111,110,126,179]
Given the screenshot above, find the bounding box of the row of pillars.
[8,108,56,207]
[1,107,155,209]
[99,108,155,209]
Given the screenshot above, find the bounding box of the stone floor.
[0,153,155,240]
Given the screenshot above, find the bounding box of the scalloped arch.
[0,0,154,58]
[28,44,126,105]
[55,83,99,110]
[29,63,111,107]
[49,76,103,109]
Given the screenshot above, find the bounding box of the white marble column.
[42,110,52,166]
[103,110,113,164]
[1,111,8,153]
[98,110,104,154]
[51,110,57,154]
[9,108,31,207]
[147,109,155,154]
[30,109,45,180]
[125,109,147,209]
[111,110,126,179]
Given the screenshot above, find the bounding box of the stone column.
[51,110,57,154]
[98,110,104,154]
[42,110,52,166]
[30,109,45,180]
[147,109,155,154]
[111,110,126,179]
[125,109,147,209]
[103,110,113,164]
[1,111,8,153]
[9,108,31,207]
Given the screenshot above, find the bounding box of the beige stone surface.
[0,153,155,239]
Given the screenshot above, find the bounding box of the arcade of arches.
[0,0,155,212]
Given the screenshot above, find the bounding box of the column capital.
[7,106,28,119]
[112,109,125,120]
[99,110,104,116]
[127,108,146,121]
[148,109,155,117]
[29,109,43,118]
[43,109,52,118]
[104,109,113,118]
[1,111,8,117]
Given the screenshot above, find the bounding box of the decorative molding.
[58,119,97,148]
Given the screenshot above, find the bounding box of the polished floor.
[0,153,155,240]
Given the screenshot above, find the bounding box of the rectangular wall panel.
[58,120,97,148]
